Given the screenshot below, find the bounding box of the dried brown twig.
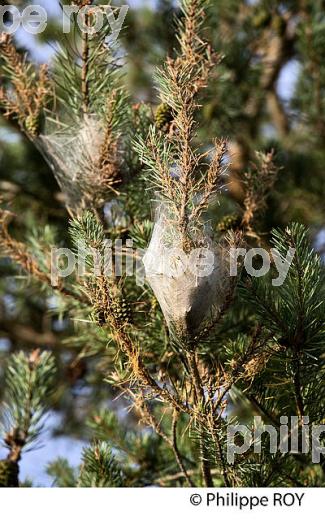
[241,150,279,237]
[0,210,50,284]
[0,33,51,137]
[0,209,86,303]
[137,0,224,249]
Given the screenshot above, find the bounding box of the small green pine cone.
[155,103,173,132]
[0,460,19,487]
[24,112,42,137]
[111,297,132,325]
[217,214,242,233]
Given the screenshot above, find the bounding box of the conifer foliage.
[0,0,324,487]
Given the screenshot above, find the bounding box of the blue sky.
[0,412,85,487]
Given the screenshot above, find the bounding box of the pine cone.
[217,214,242,233]
[155,103,173,132]
[25,112,42,137]
[0,460,19,487]
[111,297,132,325]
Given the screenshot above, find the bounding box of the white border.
[0,487,322,519]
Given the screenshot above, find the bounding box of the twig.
[136,395,193,486]
[208,414,231,487]
[155,468,221,486]
[186,350,214,487]
[81,8,90,114]
[171,410,194,487]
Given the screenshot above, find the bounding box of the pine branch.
[171,410,194,487]
[78,442,125,487]
[47,458,77,487]
[241,223,325,422]
[1,349,56,464]
[70,212,192,416]
[0,33,51,137]
[0,209,87,304]
[135,393,194,485]
[135,0,223,244]
[186,350,213,486]
[241,150,279,236]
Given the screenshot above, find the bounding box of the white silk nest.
[37,115,114,211]
[143,204,233,338]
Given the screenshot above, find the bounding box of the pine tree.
[0,0,324,488]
